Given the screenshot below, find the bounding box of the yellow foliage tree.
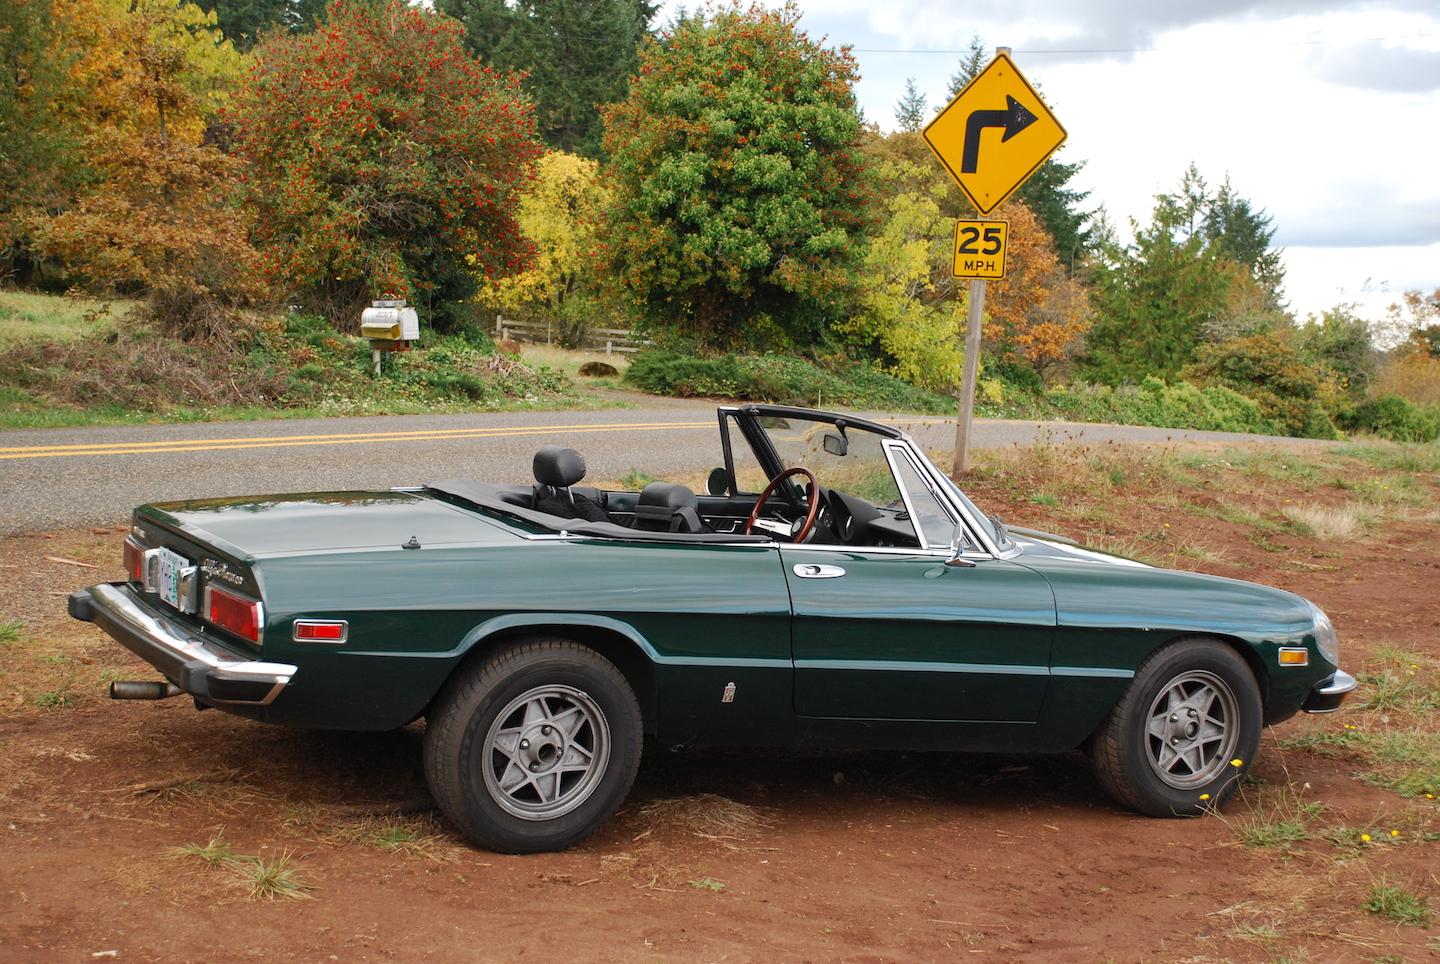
[478,150,612,339]
[847,129,1092,392]
[32,0,258,338]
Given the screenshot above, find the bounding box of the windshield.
[755,415,901,506]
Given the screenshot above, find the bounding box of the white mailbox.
[361,299,420,342]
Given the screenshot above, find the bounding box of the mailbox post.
[360,298,421,375]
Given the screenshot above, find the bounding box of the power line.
[849,30,1440,55]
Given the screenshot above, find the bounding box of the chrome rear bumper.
[69,582,296,706]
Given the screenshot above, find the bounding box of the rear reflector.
[293,619,347,643]
[205,585,263,644]
[123,537,145,583]
[1278,647,1309,666]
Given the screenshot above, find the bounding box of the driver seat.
[633,482,708,534]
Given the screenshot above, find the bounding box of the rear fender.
[448,614,661,735]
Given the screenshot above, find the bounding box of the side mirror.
[946,524,977,568]
[822,432,848,457]
[706,466,732,496]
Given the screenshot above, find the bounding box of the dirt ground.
[2,440,1439,962]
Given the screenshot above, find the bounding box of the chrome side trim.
[86,583,294,705]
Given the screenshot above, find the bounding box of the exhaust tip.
[110,680,182,701]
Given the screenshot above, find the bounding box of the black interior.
[425,443,923,548]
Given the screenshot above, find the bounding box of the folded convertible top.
[424,480,773,545]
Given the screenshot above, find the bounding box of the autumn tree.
[600,3,868,349]
[841,128,1090,392]
[476,150,614,342]
[230,0,543,328]
[0,0,83,277]
[31,0,261,338]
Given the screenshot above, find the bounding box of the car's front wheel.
[424,639,643,853]
[1090,637,1261,817]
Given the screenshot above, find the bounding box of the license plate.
[153,547,190,611]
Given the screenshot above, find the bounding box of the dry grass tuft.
[1281,503,1373,542]
[637,793,774,842]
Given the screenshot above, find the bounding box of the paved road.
[0,399,1331,534]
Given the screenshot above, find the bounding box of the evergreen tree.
[947,33,986,98]
[1017,156,1091,271]
[1204,176,1284,305]
[438,0,655,158]
[894,77,926,132]
[194,0,324,51]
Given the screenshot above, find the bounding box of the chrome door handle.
[793,564,845,579]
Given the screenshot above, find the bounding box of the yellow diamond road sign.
[923,52,1066,215]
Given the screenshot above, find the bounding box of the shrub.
[1020,377,1280,435]
[1183,331,1339,438]
[624,350,950,413]
[1339,395,1440,443]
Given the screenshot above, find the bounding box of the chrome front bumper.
[1301,668,1357,714]
[69,582,296,706]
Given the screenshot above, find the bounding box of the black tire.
[1090,637,1261,817]
[423,639,643,853]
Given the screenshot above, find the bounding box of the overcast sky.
[659,0,1440,325]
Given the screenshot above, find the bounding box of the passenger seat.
[531,445,608,522]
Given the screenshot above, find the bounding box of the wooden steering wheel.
[744,467,820,542]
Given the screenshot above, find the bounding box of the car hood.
[1008,529,1151,569]
[139,490,517,558]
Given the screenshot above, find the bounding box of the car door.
[782,443,1056,722]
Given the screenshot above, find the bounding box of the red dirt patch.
[3,443,1439,961]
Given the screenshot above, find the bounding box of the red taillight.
[123,537,145,583]
[205,586,262,643]
[293,620,347,643]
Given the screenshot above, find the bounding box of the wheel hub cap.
[481,684,610,821]
[1144,670,1240,790]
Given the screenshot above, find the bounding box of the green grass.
[620,469,657,490]
[688,876,726,892]
[236,852,313,900]
[0,290,136,346]
[0,619,24,644]
[1365,878,1431,926]
[167,833,239,868]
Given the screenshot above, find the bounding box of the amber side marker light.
[1278,647,1310,666]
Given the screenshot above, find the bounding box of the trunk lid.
[137,490,518,558]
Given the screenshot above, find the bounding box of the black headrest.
[634,482,702,532]
[533,445,586,488]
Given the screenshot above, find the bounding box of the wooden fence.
[494,314,647,355]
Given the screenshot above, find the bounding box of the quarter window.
[888,448,957,548]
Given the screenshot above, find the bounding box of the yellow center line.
[0,420,715,460]
[0,414,956,462]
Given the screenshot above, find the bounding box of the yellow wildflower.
[1199,793,1211,801]
[1361,833,1372,843]
[1390,830,1401,838]
[1230,758,1244,768]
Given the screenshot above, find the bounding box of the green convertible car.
[70,404,1354,853]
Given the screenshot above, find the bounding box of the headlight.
[1309,601,1339,666]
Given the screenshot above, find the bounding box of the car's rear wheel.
[1090,637,1261,817]
[424,639,642,853]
